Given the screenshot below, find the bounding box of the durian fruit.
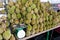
[19,18,23,24]
[22,11,27,16]
[26,31,31,37]
[10,19,14,23]
[45,2,51,9]
[31,10,34,14]
[9,6,15,14]
[6,21,9,27]
[17,0,21,6]
[39,17,43,23]
[43,21,46,27]
[46,21,49,30]
[3,29,11,40]
[33,0,38,4]
[25,1,29,7]
[48,15,53,21]
[0,27,4,34]
[34,8,38,13]
[14,19,19,24]
[1,16,7,20]
[1,23,7,31]
[22,7,26,12]
[53,18,59,26]
[31,19,36,25]
[0,34,3,40]
[12,13,17,19]
[31,29,35,35]
[27,24,32,31]
[10,34,15,40]
[8,1,14,6]
[24,19,31,24]
[36,18,40,24]
[39,23,43,32]
[16,13,21,19]
[27,7,31,13]
[36,14,40,24]
[35,25,40,33]
[33,24,37,30]
[35,28,39,33]
[11,6,16,10]
[26,13,32,19]
[43,26,46,31]
[8,9,14,15]
[15,8,20,13]
[6,5,11,10]
[21,0,27,5]
[28,0,33,6]
[32,14,36,20]
[15,4,20,8]
[31,4,36,9]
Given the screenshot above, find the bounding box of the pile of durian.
[0,16,15,40]
[1,0,59,39]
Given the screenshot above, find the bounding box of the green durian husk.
[27,7,31,13]
[32,14,37,20]
[15,8,20,13]
[0,34,3,40]
[31,29,35,35]
[10,19,14,23]
[10,34,15,40]
[31,4,36,9]
[0,27,4,34]
[26,13,32,19]
[3,29,11,40]
[25,19,31,24]
[31,19,36,25]
[25,1,30,7]
[14,19,19,24]
[5,22,9,27]
[8,9,14,14]
[22,11,27,16]
[33,24,37,29]
[34,8,38,13]
[19,18,23,24]
[11,6,16,10]
[6,5,11,10]
[27,24,32,31]
[22,7,26,11]
[26,31,31,37]
[12,13,17,19]
[8,1,14,6]
[15,4,20,8]
[21,0,27,5]
[16,13,21,19]
[39,23,43,32]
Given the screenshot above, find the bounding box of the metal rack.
[19,24,60,40]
